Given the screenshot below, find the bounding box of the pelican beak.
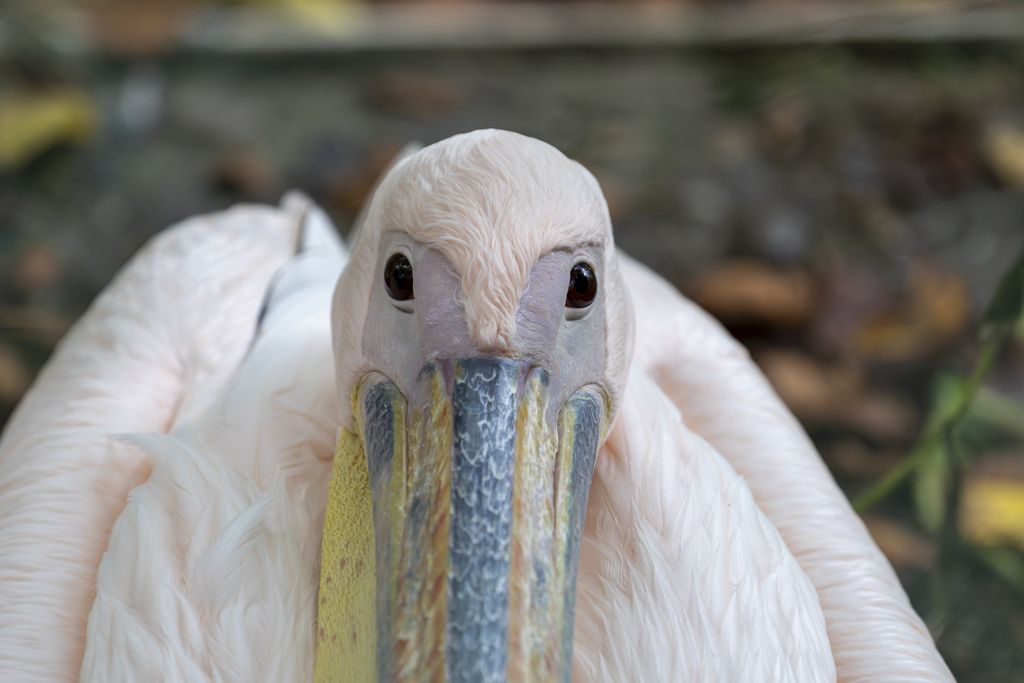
[357,358,604,683]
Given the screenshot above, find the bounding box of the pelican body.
[0,130,953,683]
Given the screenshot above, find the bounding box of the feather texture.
[620,254,954,682]
[81,432,320,683]
[574,373,836,683]
[76,200,835,683]
[0,204,298,682]
[1,132,950,682]
[81,196,345,683]
[332,130,634,434]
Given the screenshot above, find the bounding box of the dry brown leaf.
[757,349,917,441]
[328,142,405,214]
[842,393,919,443]
[12,245,61,294]
[823,440,905,479]
[757,349,859,421]
[0,306,73,346]
[369,71,462,121]
[909,263,970,337]
[689,260,815,327]
[0,344,31,406]
[0,90,97,169]
[984,122,1024,191]
[213,149,276,200]
[759,91,808,158]
[812,265,894,355]
[853,262,970,362]
[862,514,937,571]
[90,0,191,57]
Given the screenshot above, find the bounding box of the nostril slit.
[440,359,455,396]
[518,362,545,401]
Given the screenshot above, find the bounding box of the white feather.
[81,199,345,682]
[0,204,298,682]
[621,254,953,682]
[82,432,320,683]
[2,130,951,683]
[574,373,836,683]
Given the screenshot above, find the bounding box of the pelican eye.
[384,253,414,301]
[566,262,597,308]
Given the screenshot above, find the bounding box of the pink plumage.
[0,131,952,683]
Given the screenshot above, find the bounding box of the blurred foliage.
[857,243,1024,599]
[0,89,97,169]
[975,546,1024,597]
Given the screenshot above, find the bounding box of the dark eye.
[384,253,414,301]
[566,262,597,308]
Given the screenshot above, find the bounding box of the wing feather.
[81,196,345,682]
[619,254,953,682]
[573,372,836,682]
[0,204,299,682]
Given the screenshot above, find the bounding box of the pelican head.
[326,130,633,682]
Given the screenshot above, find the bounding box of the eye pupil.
[384,253,414,301]
[566,263,597,309]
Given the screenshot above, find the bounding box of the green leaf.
[970,386,1024,440]
[913,440,950,534]
[974,546,1024,597]
[932,374,966,425]
[980,245,1024,342]
[856,247,1019,514]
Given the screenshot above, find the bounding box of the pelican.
[0,130,953,682]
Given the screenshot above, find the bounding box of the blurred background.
[3,0,1024,679]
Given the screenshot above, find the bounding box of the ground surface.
[3,38,1024,681]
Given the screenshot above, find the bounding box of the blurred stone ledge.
[16,1,1024,58]
[159,2,1024,53]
